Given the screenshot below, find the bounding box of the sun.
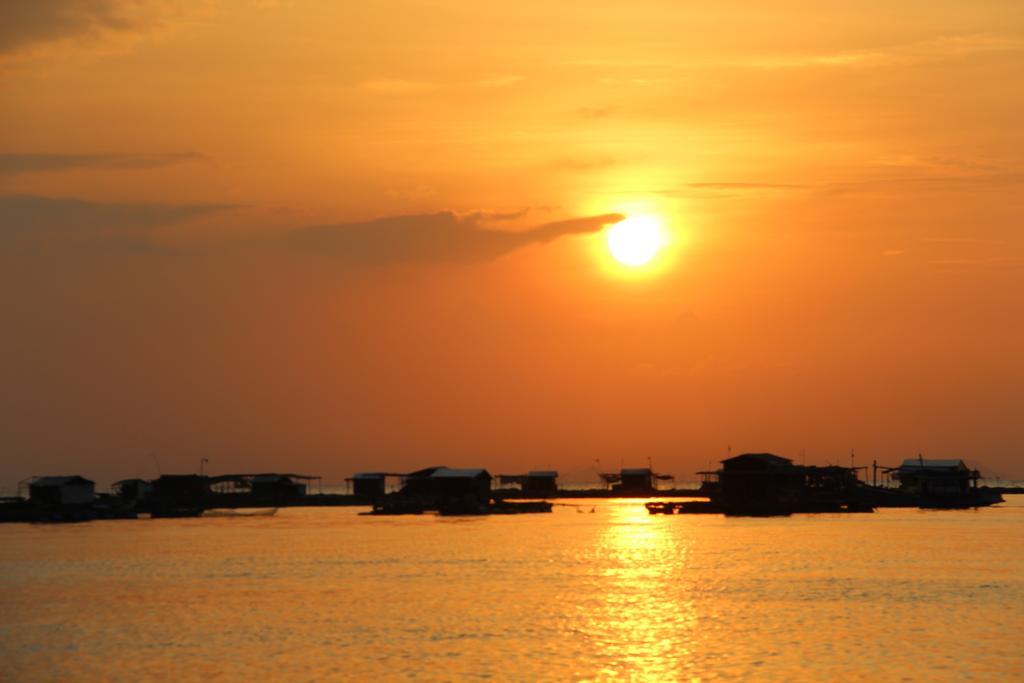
[606,215,666,267]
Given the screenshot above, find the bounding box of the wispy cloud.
[1,195,620,264]
[635,168,1024,200]
[648,182,812,199]
[0,194,235,251]
[0,0,208,60]
[286,211,624,265]
[821,172,1024,196]
[0,152,205,174]
[738,33,1024,70]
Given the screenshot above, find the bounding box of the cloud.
[820,172,1024,196]
[1,1,131,55]
[1,196,620,264]
[738,33,1023,71]
[0,152,205,174]
[0,194,235,250]
[287,211,625,265]
[0,0,205,60]
[640,170,1024,200]
[643,182,810,199]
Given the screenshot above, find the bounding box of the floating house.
[364,466,494,514]
[892,458,976,496]
[151,474,209,516]
[368,466,551,515]
[251,474,309,498]
[685,453,869,515]
[496,471,559,495]
[718,453,802,513]
[28,476,95,506]
[112,478,153,503]
[351,472,386,498]
[882,457,1002,508]
[599,467,673,495]
[400,467,492,500]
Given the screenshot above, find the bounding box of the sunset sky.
[2,0,1023,486]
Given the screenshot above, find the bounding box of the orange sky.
[2,1,1023,486]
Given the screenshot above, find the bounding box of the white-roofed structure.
[891,457,979,499]
[28,476,95,506]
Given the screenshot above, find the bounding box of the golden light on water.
[590,502,699,681]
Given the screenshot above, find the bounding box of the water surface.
[2,497,1022,681]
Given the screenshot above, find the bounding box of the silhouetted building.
[29,476,95,506]
[892,458,978,498]
[718,453,803,513]
[600,467,673,494]
[400,466,492,502]
[350,472,387,498]
[496,471,559,495]
[525,471,558,494]
[151,474,209,516]
[251,474,307,498]
[112,478,152,502]
[701,453,869,515]
[621,468,654,492]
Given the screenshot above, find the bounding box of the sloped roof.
[722,453,792,466]
[621,468,652,476]
[527,471,558,478]
[405,466,447,479]
[430,467,490,479]
[899,458,966,470]
[251,474,300,483]
[31,475,94,487]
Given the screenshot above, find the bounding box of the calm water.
[2,497,1022,682]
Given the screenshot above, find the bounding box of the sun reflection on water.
[587,502,699,682]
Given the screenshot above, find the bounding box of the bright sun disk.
[606,215,665,267]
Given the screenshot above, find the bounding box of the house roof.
[722,453,793,466]
[31,476,94,487]
[527,471,558,478]
[430,467,490,479]
[251,474,301,483]
[899,458,966,470]
[352,472,387,479]
[621,468,652,476]
[405,466,447,479]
